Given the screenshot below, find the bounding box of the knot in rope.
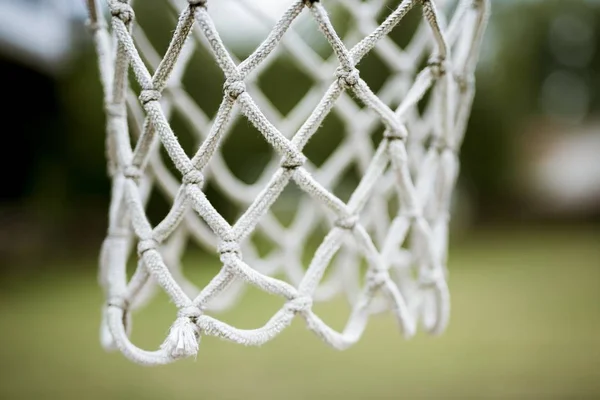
[107,295,129,310]
[182,169,204,185]
[218,240,241,257]
[224,79,246,100]
[384,123,408,141]
[285,296,313,313]
[188,0,207,7]
[280,154,306,170]
[335,66,360,89]
[471,0,485,9]
[110,1,135,24]
[418,268,443,288]
[455,73,474,92]
[366,269,389,287]
[335,214,358,230]
[428,58,447,79]
[162,306,201,358]
[178,305,202,320]
[431,138,456,153]
[304,0,320,7]
[139,89,161,105]
[123,165,142,181]
[138,238,158,255]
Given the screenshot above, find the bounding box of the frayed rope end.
[160,315,201,359]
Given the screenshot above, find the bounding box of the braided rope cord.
[87,0,489,365]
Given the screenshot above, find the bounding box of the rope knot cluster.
[455,73,474,92]
[428,58,448,78]
[123,165,142,181]
[139,89,162,105]
[472,0,485,9]
[107,295,129,310]
[187,0,207,7]
[182,169,204,185]
[218,240,242,258]
[335,66,360,89]
[335,215,358,230]
[138,238,159,255]
[431,137,456,153]
[385,123,409,141]
[178,305,203,320]
[367,269,389,288]
[285,296,313,314]
[224,79,246,100]
[109,1,135,24]
[281,154,306,170]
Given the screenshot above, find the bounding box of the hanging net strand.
[87,0,490,366]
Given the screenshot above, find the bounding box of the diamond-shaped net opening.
[87,0,490,365]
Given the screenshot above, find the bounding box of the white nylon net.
[87,0,489,365]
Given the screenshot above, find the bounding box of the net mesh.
[87,0,489,365]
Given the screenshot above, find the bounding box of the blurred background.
[0,0,599,399]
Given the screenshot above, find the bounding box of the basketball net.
[86,0,490,365]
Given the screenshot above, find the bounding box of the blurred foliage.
[456,1,598,216]
[461,0,600,213]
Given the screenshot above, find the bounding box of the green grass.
[1,227,599,399]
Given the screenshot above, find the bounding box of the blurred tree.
[460,0,600,219]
